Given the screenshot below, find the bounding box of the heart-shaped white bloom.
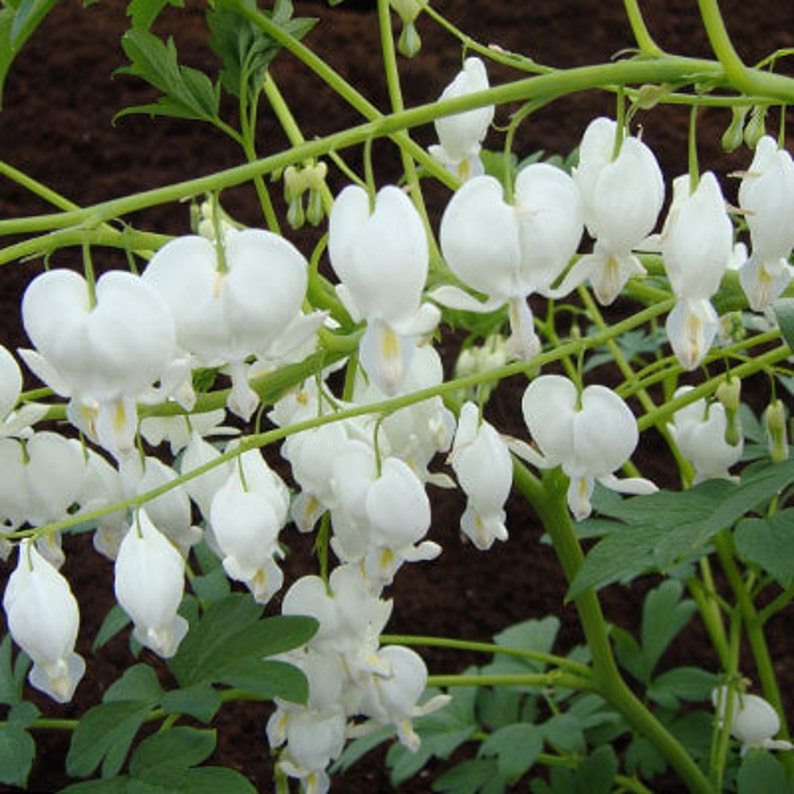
[520,375,656,519]
[668,387,743,482]
[22,269,176,402]
[329,185,439,395]
[712,687,794,754]
[3,540,85,703]
[114,509,188,658]
[661,173,733,370]
[449,402,511,550]
[738,136,794,310]
[429,57,494,181]
[142,230,309,419]
[559,117,665,304]
[209,458,289,605]
[436,164,583,360]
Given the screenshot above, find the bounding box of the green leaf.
[735,510,794,586]
[128,728,216,782]
[0,722,35,787]
[103,664,164,705]
[570,460,794,596]
[773,298,794,353]
[331,725,394,774]
[480,723,543,782]
[0,634,26,703]
[178,766,257,793]
[127,0,184,30]
[116,30,220,123]
[190,566,231,604]
[572,745,617,794]
[58,777,130,793]
[542,713,585,754]
[218,658,308,704]
[481,617,560,678]
[432,759,503,794]
[168,595,316,687]
[161,684,222,724]
[387,686,478,786]
[625,735,667,780]
[647,667,716,710]
[640,580,697,682]
[737,750,791,794]
[93,604,132,652]
[0,0,57,109]
[66,701,152,779]
[207,0,316,99]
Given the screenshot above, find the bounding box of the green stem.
[513,462,714,793]
[427,672,593,690]
[622,0,664,56]
[380,634,592,677]
[714,531,789,737]
[697,0,753,93]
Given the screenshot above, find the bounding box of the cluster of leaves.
[0,542,317,791]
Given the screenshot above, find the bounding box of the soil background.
[1,0,793,792]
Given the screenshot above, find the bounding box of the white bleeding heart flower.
[329,184,440,395]
[519,375,656,520]
[558,117,664,305]
[3,540,85,703]
[435,163,583,361]
[661,172,734,370]
[429,57,494,181]
[114,509,188,658]
[139,409,237,456]
[179,431,235,524]
[21,269,176,457]
[449,402,511,550]
[738,136,794,310]
[77,449,128,560]
[668,387,743,482]
[712,687,794,754]
[359,644,449,751]
[0,344,46,436]
[209,457,289,605]
[142,229,310,420]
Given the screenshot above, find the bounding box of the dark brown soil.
[1,1,793,792]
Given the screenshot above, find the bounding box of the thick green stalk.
[513,462,714,793]
[427,672,593,690]
[622,0,663,56]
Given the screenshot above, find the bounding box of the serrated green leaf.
[572,745,617,794]
[735,510,794,586]
[219,658,308,704]
[331,725,394,774]
[481,617,560,678]
[648,667,716,709]
[207,0,316,99]
[129,727,216,782]
[0,723,35,787]
[0,635,23,704]
[127,0,184,30]
[66,701,152,779]
[542,713,585,754]
[737,750,790,794]
[116,30,219,123]
[570,460,794,596]
[161,683,221,723]
[432,759,503,794]
[625,734,667,780]
[480,723,543,782]
[103,664,164,705]
[613,626,645,683]
[476,685,523,731]
[773,298,794,353]
[93,604,132,652]
[190,566,231,604]
[0,0,57,109]
[640,580,697,681]
[169,595,316,687]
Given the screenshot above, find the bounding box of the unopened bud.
[719,311,746,345]
[764,399,789,463]
[304,162,328,226]
[398,22,422,58]
[743,106,767,149]
[284,166,307,230]
[716,376,742,447]
[722,106,749,153]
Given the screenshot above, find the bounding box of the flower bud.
[764,399,789,462]
[722,106,749,153]
[743,106,767,149]
[716,376,742,447]
[305,162,328,227]
[398,22,421,58]
[284,166,307,230]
